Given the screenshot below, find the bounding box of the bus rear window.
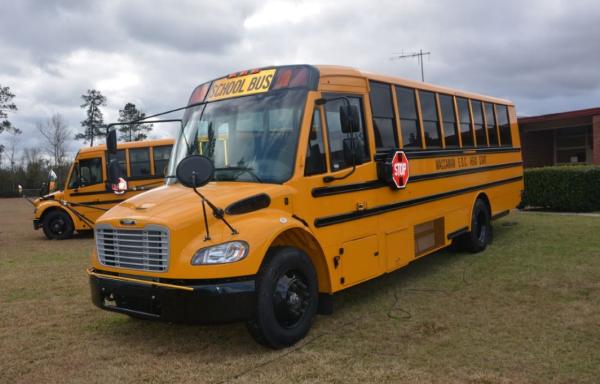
[496,105,512,146]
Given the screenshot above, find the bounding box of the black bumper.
[33,219,42,230]
[89,271,256,324]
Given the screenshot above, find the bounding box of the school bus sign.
[206,69,276,101]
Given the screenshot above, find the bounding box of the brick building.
[518,107,600,168]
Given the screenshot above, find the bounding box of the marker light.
[271,67,309,90]
[188,83,210,105]
[191,241,249,265]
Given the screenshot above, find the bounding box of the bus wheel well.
[269,228,331,293]
[475,193,492,216]
[41,206,67,222]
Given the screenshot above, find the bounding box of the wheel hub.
[273,271,310,328]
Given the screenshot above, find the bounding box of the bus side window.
[369,81,398,151]
[305,109,327,176]
[471,100,486,146]
[457,97,473,147]
[496,104,512,146]
[106,149,127,178]
[419,91,442,148]
[323,94,369,171]
[153,145,172,177]
[130,148,151,178]
[395,86,422,149]
[439,94,459,147]
[484,103,499,146]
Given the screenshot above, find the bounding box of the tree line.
[0,85,154,197]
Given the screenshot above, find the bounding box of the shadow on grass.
[88,221,518,355]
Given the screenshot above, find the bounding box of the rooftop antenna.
[390,49,431,82]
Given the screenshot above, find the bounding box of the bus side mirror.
[107,129,117,155]
[176,155,214,188]
[340,105,360,134]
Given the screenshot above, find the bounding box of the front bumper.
[33,219,42,230]
[88,268,256,324]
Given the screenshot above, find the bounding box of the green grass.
[1,198,599,383]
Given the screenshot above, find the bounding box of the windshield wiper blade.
[214,166,263,183]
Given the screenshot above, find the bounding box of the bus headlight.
[191,241,249,265]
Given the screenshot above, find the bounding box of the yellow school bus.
[33,139,173,239]
[88,65,523,348]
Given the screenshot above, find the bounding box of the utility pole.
[391,49,431,82]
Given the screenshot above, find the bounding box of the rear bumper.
[33,219,42,230]
[89,268,256,324]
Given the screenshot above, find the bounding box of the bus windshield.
[168,89,307,184]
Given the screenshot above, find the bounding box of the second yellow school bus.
[33,139,173,239]
[88,65,523,348]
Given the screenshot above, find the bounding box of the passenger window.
[153,146,172,177]
[129,148,151,178]
[324,94,369,171]
[369,81,398,150]
[395,86,422,148]
[496,105,512,146]
[484,103,498,146]
[457,97,473,147]
[471,100,486,146]
[419,91,441,148]
[439,94,459,147]
[69,157,102,188]
[106,149,127,177]
[305,109,327,176]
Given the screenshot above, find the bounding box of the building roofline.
[518,107,600,124]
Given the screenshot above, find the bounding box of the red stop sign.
[391,151,409,189]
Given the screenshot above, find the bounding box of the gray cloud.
[1,0,599,161]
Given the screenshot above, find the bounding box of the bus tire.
[42,210,74,240]
[246,246,318,349]
[459,198,492,253]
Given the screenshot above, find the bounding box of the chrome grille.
[96,224,169,272]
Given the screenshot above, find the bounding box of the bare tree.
[7,130,19,172]
[37,113,71,167]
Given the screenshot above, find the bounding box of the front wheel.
[246,246,318,349]
[42,210,74,240]
[458,198,492,253]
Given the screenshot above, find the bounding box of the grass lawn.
[0,198,599,383]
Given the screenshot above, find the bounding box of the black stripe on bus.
[312,161,523,197]
[70,190,115,197]
[313,176,523,228]
[492,210,510,220]
[78,199,126,206]
[403,146,521,159]
[447,226,468,240]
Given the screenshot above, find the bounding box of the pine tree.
[117,103,153,142]
[0,85,18,134]
[75,89,107,146]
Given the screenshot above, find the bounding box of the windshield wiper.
[214,166,263,183]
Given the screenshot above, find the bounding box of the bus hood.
[99,182,294,230]
[34,190,64,206]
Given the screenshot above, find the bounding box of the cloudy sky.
[1,0,599,160]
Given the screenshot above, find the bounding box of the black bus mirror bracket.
[107,129,117,155]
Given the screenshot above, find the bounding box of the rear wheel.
[42,210,74,240]
[246,246,318,349]
[458,198,492,253]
